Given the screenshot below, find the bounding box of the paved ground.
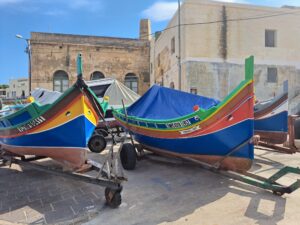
[0,158,108,225]
[83,147,300,225]
[1,145,300,225]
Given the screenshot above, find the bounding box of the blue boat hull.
[254,111,288,133]
[254,111,288,144]
[132,119,254,159]
[0,115,95,148]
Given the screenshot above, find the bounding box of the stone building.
[6,78,29,98]
[30,19,151,95]
[150,0,300,114]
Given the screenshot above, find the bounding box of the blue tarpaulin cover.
[126,85,220,120]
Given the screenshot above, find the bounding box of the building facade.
[6,78,29,98]
[30,19,151,95]
[0,89,6,98]
[150,0,300,114]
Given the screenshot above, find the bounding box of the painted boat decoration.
[254,80,288,144]
[113,56,255,172]
[0,54,105,169]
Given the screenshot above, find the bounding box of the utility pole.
[178,0,182,91]
[16,34,32,94]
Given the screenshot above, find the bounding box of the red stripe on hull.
[116,84,254,139]
[0,92,84,139]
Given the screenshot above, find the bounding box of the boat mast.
[77,54,83,79]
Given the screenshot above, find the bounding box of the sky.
[0,0,300,84]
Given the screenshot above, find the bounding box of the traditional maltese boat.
[114,56,255,172]
[254,80,288,144]
[0,54,105,169]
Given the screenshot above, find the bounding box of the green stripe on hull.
[114,56,254,126]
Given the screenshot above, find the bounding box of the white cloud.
[0,0,23,6]
[44,9,66,16]
[216,0,300,6]
[263,0,300,7]
[142,1,178,22]
[67,0,103,12]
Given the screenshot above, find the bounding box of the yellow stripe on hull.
[31,95,98,134]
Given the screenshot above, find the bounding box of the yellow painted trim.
[117,80,253,132]
[32,96,97,134]
[83,96,97,126]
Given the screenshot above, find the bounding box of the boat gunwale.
[254,93,288,119]
[0,86,76,131]
[113,79,253,128]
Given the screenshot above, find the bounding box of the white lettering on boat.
[180,125,201,135]
[166,119,191,129]
[17,116,46,132]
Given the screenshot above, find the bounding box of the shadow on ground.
[84,156,288,225]
[0,159,107,225]
[0,152,291,225]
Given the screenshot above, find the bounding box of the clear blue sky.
[0,0,299,84]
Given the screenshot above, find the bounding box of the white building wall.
[6,78,29,98]
[151,0,300,114]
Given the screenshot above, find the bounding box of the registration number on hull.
[17,116,46,133]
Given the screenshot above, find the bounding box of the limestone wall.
[185,61,300,113]
[150,0,300,113]
[30,32,150,94]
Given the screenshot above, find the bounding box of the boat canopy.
[104,80,140,108]
[31,88,62,105]
[126,85,220,120]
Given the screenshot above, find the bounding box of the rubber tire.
[96,129,109,137]
[120,143,136,170]
[105,188,122,208]
[88,134,107,153]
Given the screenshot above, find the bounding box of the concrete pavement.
[0,146,300,225]
[84,148,300,225]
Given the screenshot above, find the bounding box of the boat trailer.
[140,152,300,196]
[0,140,126,208]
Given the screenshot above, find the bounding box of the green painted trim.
[113,56,254,128]
[77,54,83,75]
[86,86,108,115]
[0,86,75,130]
[245,55,254,81]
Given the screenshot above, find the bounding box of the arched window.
[170,82,175,89]
[91,71,105,80]
[53,70,69,92]
[124,73,138,93]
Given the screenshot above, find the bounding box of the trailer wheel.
[88,134,107,153]
[105,188,122,208]
[120,143,136,170]
[96,129,109,137]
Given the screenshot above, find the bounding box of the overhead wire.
[28,6,300,54]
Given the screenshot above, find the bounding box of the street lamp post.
[16,34,31,94]
[178,0,182,91]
